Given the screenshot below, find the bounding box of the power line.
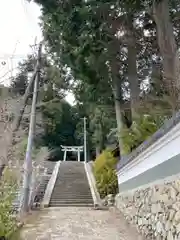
[0,66,22,84]
[0,54,29,59]
[9,41,20,80]
[0,43,42,85]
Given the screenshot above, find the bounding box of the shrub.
[121,115,160,155]
[93,150,118,198]
[0,168,18,238]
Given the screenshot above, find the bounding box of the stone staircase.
[49,161,93,207]
[33,161,56,206]
[12,160,56,212]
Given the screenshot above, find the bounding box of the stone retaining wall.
[115,177,180,239]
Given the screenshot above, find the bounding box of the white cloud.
[0,0,75,104]
[0,0,41,55]
[0,0,42,85]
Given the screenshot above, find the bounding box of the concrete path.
[20,207,143,240]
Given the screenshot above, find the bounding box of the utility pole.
[13,45,41,133]
[83,117,87,162]
[20,42,42,212]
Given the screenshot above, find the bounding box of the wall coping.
[117,111,180,171]
[84,161,103,209]
[118,172,180,196]
[117,118,180,175]
[42,161,61,207]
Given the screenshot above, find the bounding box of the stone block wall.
[115,177,180,239]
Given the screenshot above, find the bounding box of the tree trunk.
[152,0,179,111]
[122,105,132,128]
[95,124,106,157]
[99,130,106,152]
[113,86,123,156]
[127,25,139,119]
[110,60,124,156]
[95,146,101,158]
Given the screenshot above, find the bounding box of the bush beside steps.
[93,149,118,205]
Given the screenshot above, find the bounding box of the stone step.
[51,192,92,195]
[52,185,91,188]
[51,193,92,197]
[50,161,93,207]
[12,161,56,211]
[53,191,92,197]
[50,199,93,202]
[54,183,89,185]
[51,197,93,201]
[52,188,91,191]
[49,203,93,207]
[54,185,90,187]
[56,176,87,179]
[50,198,92,201]
[53,189,90,192]
[51,189,92,194]
[55,179,87,181]
[52,192,92,195]
[50,204,94,207]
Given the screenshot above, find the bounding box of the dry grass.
[0,90,49,213]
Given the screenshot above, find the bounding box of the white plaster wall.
[117,121,180,185]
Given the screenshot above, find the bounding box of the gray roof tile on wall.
[117,111,180,171]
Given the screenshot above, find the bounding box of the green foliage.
[0,168,18,238]
[42,94,78,149]
[11,72,28,96]
[121,115,160,155]
[10,51,79,152]
[10,54,36,96]
[11,53,50,96]
[93,150,118,198]
[31,0,180,155]
[16,137,28,160]
[88,104,116,153]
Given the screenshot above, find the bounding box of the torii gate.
[61,145,84,162]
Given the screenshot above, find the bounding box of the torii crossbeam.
[61,145,84,162]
